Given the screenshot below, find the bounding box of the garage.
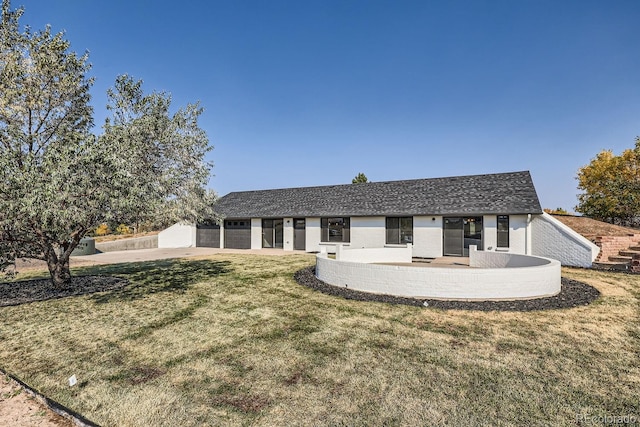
[224,219,251,249]
[196,222,220,247]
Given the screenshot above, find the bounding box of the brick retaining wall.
[594,234,640,262]
[633,253,640,273]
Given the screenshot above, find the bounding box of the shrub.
[95,223,111,236]
[115,224,132,235]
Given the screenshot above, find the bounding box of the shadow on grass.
[77,258,232,303]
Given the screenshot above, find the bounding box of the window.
[497,215,509,248]
[386,217,413,244]
[225,220,249,229]
[321,217,350,242]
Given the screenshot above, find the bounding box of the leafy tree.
[576,138,640,226]
[352,172,369,184]
[0,0,217,286]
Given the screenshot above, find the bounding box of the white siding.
[483,215,498,250]
[509,215,529,254]
[350,217,385,248]
[284,217,294,251]
[413,216,442,258]
[251,218,262,249]
[306,217,322,252]
[531,213,599,267]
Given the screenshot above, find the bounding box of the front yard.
[0,254,638,426]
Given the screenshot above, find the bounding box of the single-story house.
[159,171,600,267]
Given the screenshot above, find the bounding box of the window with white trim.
[386,217,413,244]
[321,217,350,242]
[497,215,509,248]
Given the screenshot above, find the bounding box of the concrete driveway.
[14,248,309,273]
[72,247,309,265]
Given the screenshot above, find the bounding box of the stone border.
[294,266,600,311]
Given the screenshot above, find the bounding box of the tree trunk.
[45,246,72,288]
[49,257,71,288]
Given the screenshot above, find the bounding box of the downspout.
[526,214,532,255]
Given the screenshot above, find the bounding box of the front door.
[443,217,483,256]
[443,218,464,256]
[463,217,483,255]
[262,219,284,248]
[293,218,306,250]
[274,219,283,248]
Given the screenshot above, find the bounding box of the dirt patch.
[126,366,167,385]
[294,266,600,311]
[210,393,271,414]
[0,373,74,427]
[551,214,640,240]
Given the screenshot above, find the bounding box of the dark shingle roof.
[213,171,542,218]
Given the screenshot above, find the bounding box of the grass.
[0,254,639,426]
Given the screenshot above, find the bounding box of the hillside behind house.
[551,214,639,241]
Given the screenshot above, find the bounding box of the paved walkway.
[14,248,310,272]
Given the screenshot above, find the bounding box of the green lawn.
[1,254,639,426]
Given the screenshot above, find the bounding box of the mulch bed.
[294,266,600,311]
[0,275,129,307]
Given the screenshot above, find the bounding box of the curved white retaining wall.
[316,246,561,301]
[332,244,413,263]
[470,248,550,268]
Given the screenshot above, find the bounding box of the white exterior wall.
[531,213,599,267]
[251,218,262,249]
[508,215,529,254]
[206,213,552,258]
[413,216,442,258]
[484,215,498,250]
[158,223,196,248]
[284,217,294,251]
[306,217,322,252]
[350,217,385,248]
[481,214,530,255]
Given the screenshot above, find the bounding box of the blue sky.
[16,0,640,212]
